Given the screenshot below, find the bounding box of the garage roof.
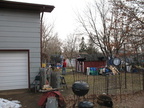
[0,0,55,12]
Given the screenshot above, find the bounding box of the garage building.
[0,0,54,90]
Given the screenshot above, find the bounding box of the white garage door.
[0,51,28,90]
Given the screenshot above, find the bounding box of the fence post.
[142,69,144,90]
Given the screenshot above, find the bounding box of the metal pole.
[141,39,144,90]
[124,43,127,89]
[143,70,144,90]
[40,12,44,67]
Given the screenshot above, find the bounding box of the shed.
[76,54,106,73]
[0,0,54,90]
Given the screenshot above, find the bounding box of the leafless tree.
[62,33,79,67]
[76,0,131,58]
[42,22,62,63]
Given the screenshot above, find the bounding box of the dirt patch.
[0,89,144,108]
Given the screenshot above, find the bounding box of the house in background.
[0,0,54,90]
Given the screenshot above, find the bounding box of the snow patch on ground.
[0,98,22,108]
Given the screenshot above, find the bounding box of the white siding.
[0,8,41,88]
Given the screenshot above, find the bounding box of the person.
[62,59,67,75]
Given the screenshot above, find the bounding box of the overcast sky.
[7,0,94,39]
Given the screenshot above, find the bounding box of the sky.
[7,0,94,40]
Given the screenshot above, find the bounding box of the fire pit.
[97,94,113,107]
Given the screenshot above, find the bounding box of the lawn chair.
[31,73,41,92]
